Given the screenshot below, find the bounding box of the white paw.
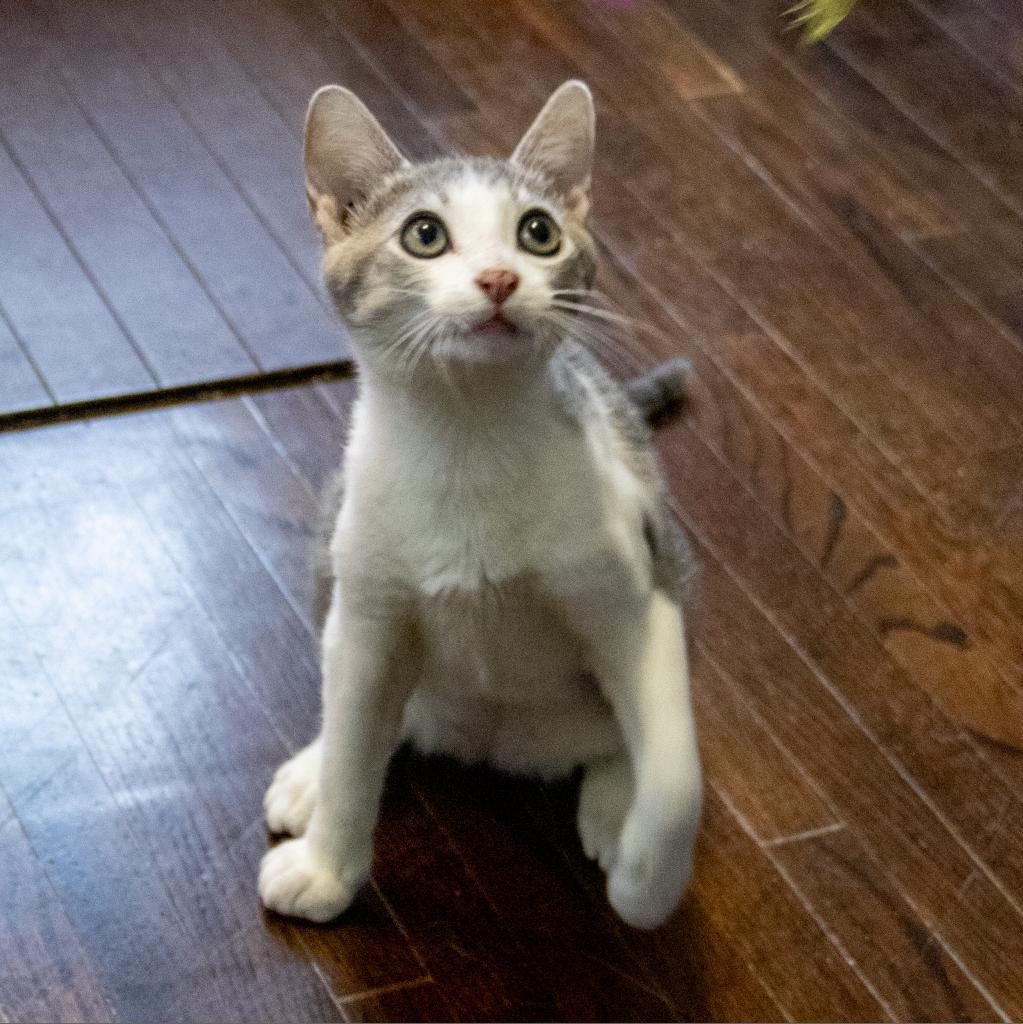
[577,756,632,871]
[258,837,356,923]
[264,740,321,836]
[607,804,699,930]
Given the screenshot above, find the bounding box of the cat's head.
[305,81,598,378]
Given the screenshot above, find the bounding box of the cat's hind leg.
[577,751,632,871]
[264,736,322,836]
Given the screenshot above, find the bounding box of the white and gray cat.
[258,81,703,930]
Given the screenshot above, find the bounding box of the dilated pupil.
[529,218,550,243]
[418,221,437,245]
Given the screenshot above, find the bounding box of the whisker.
[543,310,649,376]
[561,309,654,368]
[550,300,673,361]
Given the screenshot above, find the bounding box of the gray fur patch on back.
[551,342,697,604]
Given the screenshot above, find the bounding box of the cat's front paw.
[264,740,320,836]
[607,798,700,930]
[258,837,355,923]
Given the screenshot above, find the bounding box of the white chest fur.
[339,371,649,597]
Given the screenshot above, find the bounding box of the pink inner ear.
[565,184,591,219]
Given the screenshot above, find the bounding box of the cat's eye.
[400,213,449,258]
[517,209,561,256]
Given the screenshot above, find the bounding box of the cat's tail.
[626,358,691,427]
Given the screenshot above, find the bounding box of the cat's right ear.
[304,86,407,242]
[512,80,595,218]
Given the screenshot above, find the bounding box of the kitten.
[258,81,703,930]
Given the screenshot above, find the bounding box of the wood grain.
[2,0,1022,1018]
[1,2,259,388]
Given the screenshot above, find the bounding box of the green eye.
[517,209,561,256]
[400,213,449,258]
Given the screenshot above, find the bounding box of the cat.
[258,80,703,931]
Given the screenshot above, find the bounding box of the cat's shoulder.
[551,341,655,457]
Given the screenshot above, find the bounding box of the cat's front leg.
[259,582,418,922]
[568,585,703,929]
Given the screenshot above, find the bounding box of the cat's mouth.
[472,312,519,337]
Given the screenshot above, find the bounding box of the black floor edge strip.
[0,359,357,433]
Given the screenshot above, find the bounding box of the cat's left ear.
[512,80,595,217]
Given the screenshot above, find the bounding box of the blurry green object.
[786,0,859,42]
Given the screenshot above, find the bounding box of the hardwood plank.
[340,979,452,1023]
[629,1,1023,453]
[411,760,681,1020]
[113,0,324,294]
[656,446,1021,1015]
[36,0,346,371]
[817,199,1023,438]
[658,0,1023,446]
[0,425,368,1021]
[0,135,154,404]
[0,707,201,1021]
[693,646,842,844]
[916,228,1023,346]
[660,413,1023,876]
[311,0,476,120]
[168,396,323,631]
[0,697,113,1024]
[210,0,441,163]
[681,789,886,1021]
[247,381,354,497]
[82,412,325,751]
[717,0,1023,329]
[374,760,552,1021]
[0,312,52,416]
[520,782,791,1023]
[592,0,744,102]
[671,0,1020,246]
[656,0,954,241]
[826,1,1023,208]
[0,582,294,1022]
[0,2,259,389]
[699,322,1023,686]
[771,827,1004,1022]
[911,0,1023,89]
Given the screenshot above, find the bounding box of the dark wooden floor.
[3,0,1023,1020]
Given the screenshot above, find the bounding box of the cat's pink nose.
[475,268,519,306]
